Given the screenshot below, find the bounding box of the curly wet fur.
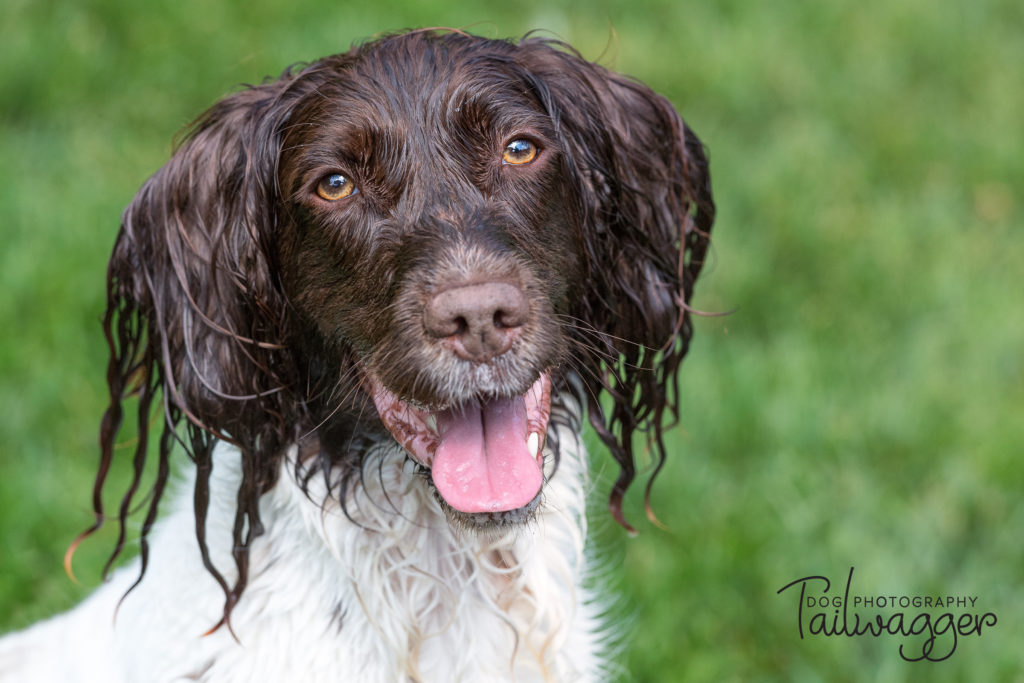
[0,29,713,681]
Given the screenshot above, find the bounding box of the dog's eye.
[502,139,538,165]
[316,173,358,201]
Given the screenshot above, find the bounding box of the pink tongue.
[431,396,542,513]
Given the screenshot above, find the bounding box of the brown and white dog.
[0,30,714,682]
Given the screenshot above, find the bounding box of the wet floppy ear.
[88,78,302,628]
[517,40,715,529]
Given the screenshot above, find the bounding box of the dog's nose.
[424,282,528,362]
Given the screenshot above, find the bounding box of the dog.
[0,30,714,682]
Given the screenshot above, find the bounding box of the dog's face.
[274,42,581,519]
[96,30,713,611]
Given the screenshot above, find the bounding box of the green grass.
[2,0,1022,680]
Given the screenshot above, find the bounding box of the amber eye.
[502,139,538,165]
[315,173,357,201]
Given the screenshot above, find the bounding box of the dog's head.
[94,29,713,613]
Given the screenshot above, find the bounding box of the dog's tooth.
[425,413,438,434]
[528,432,540,459]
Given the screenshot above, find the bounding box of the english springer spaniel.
[0,29,714,682]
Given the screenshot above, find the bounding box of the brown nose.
[424,282,528,362]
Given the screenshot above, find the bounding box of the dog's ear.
[90,76,304,624]
[515,40,715,529]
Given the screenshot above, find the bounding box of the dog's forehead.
[307,37,550,134]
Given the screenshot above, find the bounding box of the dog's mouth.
[369,373,552,516]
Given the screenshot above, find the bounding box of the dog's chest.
[144,440,599,682]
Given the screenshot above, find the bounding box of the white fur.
[0,395,608,682]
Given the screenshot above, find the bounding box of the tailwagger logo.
[777,567,997,661]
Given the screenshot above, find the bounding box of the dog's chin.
[436,486,542,531]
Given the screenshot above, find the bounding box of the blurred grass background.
[1,0,1021,680]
